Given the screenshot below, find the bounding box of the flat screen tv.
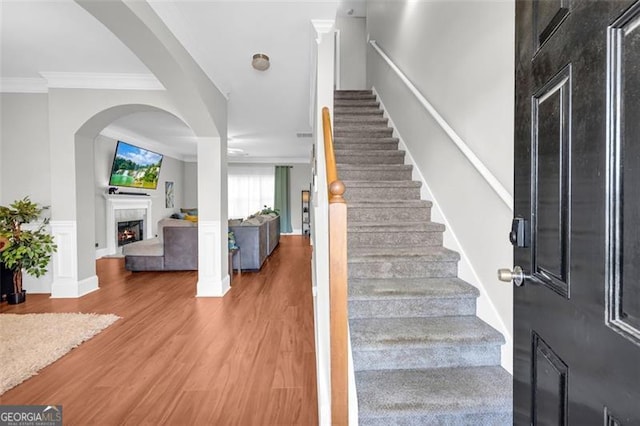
[108,141,163,189]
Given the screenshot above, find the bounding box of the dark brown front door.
[514,1,640,423]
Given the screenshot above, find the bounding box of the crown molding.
[41,72,165,90]
[312,19,335,43]
[0,78,49,93]
[1,73,166,93]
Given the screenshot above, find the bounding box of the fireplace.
[102,195,152,256]
[117,220,143,246]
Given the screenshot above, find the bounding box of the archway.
[49,97,228,298]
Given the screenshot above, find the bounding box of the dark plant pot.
[7,290,26,305]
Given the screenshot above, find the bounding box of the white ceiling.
[0,0,350,163]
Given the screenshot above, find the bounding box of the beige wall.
[336,16,367,90]
[0,93,51,206]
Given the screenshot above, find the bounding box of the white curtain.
[228,165,275,219]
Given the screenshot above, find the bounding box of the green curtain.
[274,166,293,233]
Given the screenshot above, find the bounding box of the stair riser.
[348,231,443,248]
[348,206,431,222]
[339,169,413,181]
[334,137,398,144]
[349,297,476,319]
[336,154,405,165]
[353,345,502,371]
[335,142,399,151]
[334,100,380,108]
[334,94,376,101]
[334,128,394,138]
[334,108,383,116]
[359,412,513,426]
[335,117,388,125]
[348,260,458,279]
[344,186,421,201]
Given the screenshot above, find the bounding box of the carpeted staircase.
[334,90,512,425]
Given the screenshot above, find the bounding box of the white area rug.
[0,313,120,395]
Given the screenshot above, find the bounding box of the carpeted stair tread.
[343,180,421,189]
[334,123,391,130]
[334,136,399,144]
[349,200,432,208]
[334,99,381,108]
[338,164,413,171]
[349,246,460,261]
[334,127,394,137]
[356,366,512,423]
[336,150,406,165]
[348,200,432,222]
[338,165,413,181]
[349,222,444,232]
[344,181,422,201]
[334,93,376,101]
[350,316,505,350]
[349,277,479,300]
[335,117,388,126]
[335,149,405,156]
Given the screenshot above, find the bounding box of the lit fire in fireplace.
[117,220,143,246]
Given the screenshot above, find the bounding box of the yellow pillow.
[184,214,198,223]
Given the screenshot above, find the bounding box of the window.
[228,165,274,219]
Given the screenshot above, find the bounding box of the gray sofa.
[229,215,280,270]
[123,218,197,271]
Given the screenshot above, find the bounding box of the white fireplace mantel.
[103,194,153,255]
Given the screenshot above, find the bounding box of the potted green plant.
[0,197,57,304]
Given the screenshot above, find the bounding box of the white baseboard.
[95,248,109,259]
[197,274,230,297]
[51,275,99,298]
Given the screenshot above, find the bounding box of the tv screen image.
[109,141,163,189]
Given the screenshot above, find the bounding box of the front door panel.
[515,1,640,423]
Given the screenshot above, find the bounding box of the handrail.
[369,40,514,210]
[323,107,340,197]
[322,106,349,425]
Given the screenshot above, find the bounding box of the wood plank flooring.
[0,235,318,425]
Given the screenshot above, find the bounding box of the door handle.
[497,265,526,286]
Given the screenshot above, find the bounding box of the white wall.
[367,0,515,372]
[94,134,187,251]
[0,94,51,206]
[336,16,367,90]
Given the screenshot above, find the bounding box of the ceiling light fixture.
[252,53,270,71]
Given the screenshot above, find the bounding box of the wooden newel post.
[329,179,348,425]
[323,106,349,424]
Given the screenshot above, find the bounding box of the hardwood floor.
[0,236,318,425]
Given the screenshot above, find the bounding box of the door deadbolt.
[509,217,528,247]
[497,265,526,286]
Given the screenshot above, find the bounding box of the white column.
[196,136,229,297]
